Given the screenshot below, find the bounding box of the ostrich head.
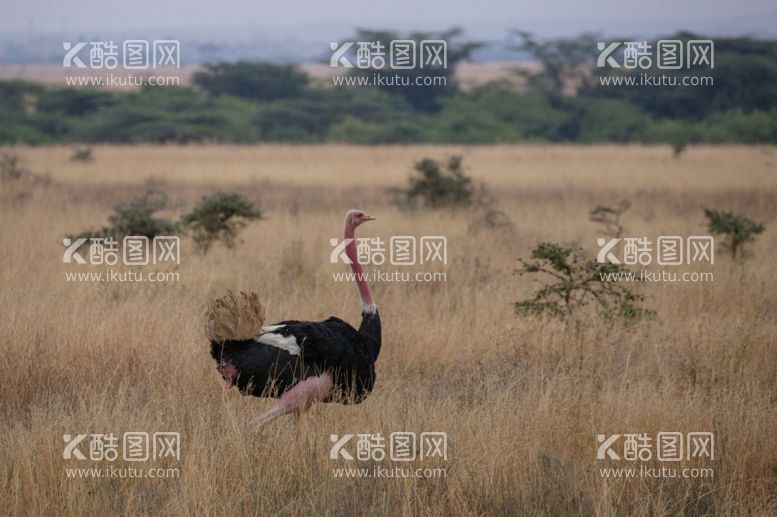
[346,209,376,228]
[342,209,377,311]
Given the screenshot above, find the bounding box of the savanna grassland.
[1,144,776,516]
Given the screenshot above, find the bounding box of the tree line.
[0,30,775,144]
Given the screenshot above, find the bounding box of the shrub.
[182,192,261,253]
[671,139,688,158]
[397,155,475,209]
[703,207,764,259]
[469,207,514,233]
[515,242,651,321]
[70,147,94,162]
[589,199,630,238]
[0,152,27,182]
[107,193,178,238]
[72,193,178,241]
[192,62,310,102]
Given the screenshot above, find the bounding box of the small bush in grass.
[671,139,688,158]
[465,175,512,233]
[72,193,178,241]
[0,152,27,182]
[396,155,475,209]
[515,242,652,321]
[590,199,630,238]
[469,207,514,233]
[70,147,94,162]
[182,192,261,253]
[703,207,764,259]
[107,193,178,238]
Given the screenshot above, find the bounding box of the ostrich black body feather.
[211,310,381,404]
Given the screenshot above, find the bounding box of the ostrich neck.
[344,222,375,309]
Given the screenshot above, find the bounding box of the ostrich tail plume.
[206,291,265,343]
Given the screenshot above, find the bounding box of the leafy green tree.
[192,61,310,102]
[0,80,44,112]
[37,88,118,116]
[515,242,651,320]
[105,194,178,239]
[509,31,599,97]
[253,100,337,142]
[587,33,777,121]
[71,193,178,241]
[182,192,261,253]
[396,155,475,208]
[343,28,481,112]
[703,208,765,259]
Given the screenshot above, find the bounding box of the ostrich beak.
[363,214,376,221]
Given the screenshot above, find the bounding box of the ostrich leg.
[249,372,333,433]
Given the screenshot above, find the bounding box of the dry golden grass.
[1,144,776,516]
[0,63,531,91]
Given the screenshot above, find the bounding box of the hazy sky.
[1,0,774,35]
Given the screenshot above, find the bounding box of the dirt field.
[1,144,776,515]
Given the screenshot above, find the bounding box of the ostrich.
[207,209,380,431]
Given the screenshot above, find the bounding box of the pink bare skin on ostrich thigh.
[219,362,239,388]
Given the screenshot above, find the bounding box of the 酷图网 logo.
[597,40,713,70]
[330,40,447,69]
[63,432,180,462]
[596,236,713,265]
[329,431,447,462]
[329,235,446,266]
[63,236,180,266]
[596,432,714,461]
[63,40,180,69]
